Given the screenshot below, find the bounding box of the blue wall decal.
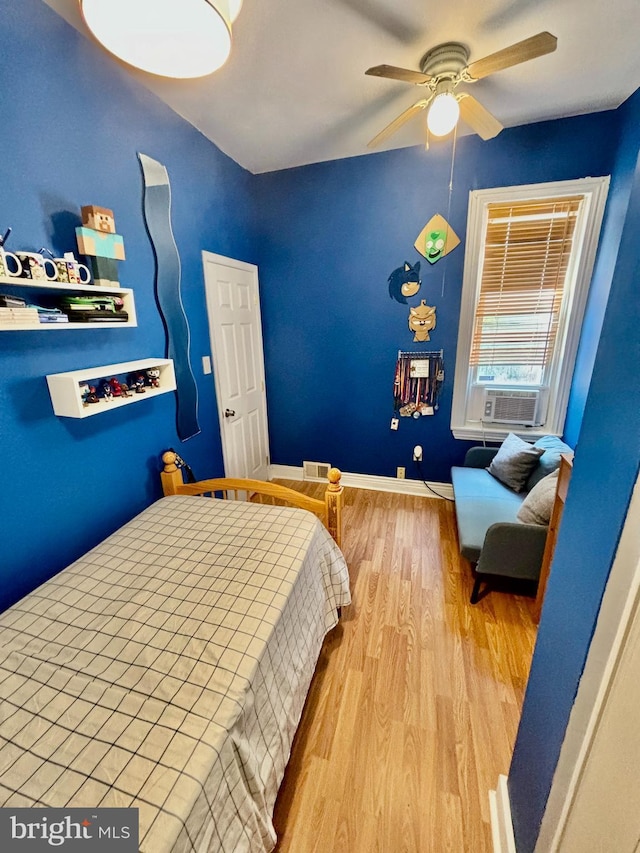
[388,260,421,303]
[139,152,200,442]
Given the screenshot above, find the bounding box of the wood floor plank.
[272,482,537,852]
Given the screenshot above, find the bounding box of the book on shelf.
[39,314,69,324]
[0,307,40,324]
[65,310,129,323]
[58,296,123,312]
[0,294,27,309]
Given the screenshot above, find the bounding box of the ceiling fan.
[366,32,557,147]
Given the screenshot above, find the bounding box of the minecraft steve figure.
[76,205,126,286]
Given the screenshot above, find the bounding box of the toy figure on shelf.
[146,367,160,388]
[83,386,99,404]
[128,373,146,394]
[100,379,113,401]
[75,205,125,287]
[120,383,132,397]
[109,377,122,397]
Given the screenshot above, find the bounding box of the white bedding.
[0,495,351,851]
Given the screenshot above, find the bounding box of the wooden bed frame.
[160,451,344,548]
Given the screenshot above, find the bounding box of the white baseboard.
[490,775,517,853]
[268,464,454,500]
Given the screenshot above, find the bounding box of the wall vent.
[483,388,541,426]
[303,461,331,481]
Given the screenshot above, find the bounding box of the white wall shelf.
[46,359,175,418]
[0,276,137,330]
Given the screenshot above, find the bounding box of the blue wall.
[253,114,614,483]
[508,88,640,851]
[563,90,640,445]
[0,0,257,611]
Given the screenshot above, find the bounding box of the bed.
[0,454,350,851]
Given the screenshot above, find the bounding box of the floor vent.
[303,461,331,481]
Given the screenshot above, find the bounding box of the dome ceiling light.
[80,0,243,79]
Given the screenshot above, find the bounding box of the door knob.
[224,408,236,418]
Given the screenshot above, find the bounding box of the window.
[451,177,609,440]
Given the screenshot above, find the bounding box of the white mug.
[16,251,57,282]
[0,250,23,279]
[62,253,91,284]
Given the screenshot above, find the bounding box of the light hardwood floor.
[272,482,538,853]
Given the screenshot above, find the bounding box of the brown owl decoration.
[408,299,437,341]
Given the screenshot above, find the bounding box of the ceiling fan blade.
[367,98,431,148]
[465,31,557,80]
[365,65,432,85]
[458,93,503,140]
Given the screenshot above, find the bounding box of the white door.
[202,252,270,480]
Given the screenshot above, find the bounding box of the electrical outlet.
[397,466,405,479]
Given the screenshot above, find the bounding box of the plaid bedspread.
[0,495,351,851]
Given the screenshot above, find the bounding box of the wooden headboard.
[160,451,344,548]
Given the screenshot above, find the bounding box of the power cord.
[414,458,455,502]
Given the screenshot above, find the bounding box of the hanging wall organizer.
[393,350,444,419]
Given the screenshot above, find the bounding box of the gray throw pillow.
[487,432,544,492]
[517,469,559,525]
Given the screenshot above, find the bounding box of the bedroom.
[0,0,639,851]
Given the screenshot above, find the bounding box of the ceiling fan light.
[427,92,460,137]
[80,0,232,79]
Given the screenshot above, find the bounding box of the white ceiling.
[43,0,640,174]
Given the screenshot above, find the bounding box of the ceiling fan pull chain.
[441,124,458,298]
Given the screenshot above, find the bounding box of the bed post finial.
[325,468,343,548]
[327,467,341,489]
[162,450,179,472]
[161,450,184,495]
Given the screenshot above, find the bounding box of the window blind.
[470,195,583,367]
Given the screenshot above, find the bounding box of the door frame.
[202,250,270,479]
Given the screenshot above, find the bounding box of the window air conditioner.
[483,388,542,426]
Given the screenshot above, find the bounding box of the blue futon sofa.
[451,435,572,603]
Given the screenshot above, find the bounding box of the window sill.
[452,425,561,443]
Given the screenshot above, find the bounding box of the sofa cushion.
[525,435,573,490]
[451,466,525,563]
[487,432,544,492]
[517,468,559,525]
